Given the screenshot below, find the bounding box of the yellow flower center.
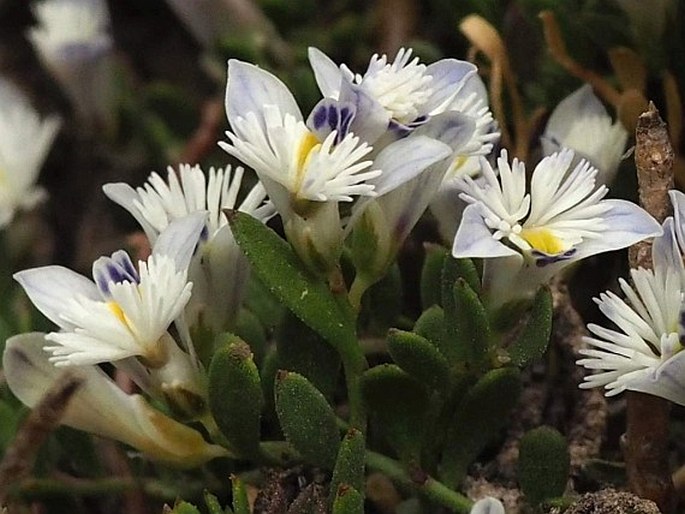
[294,131,321,192]
[107,301,129,326]
[520,227,566,255]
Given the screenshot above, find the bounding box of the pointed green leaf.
[228,211,355,351]
[441,255,480,305]
[276,312,341,399]
[330,428,366,508]
[168,501,202,514]
[204,490,233,514]
[421,243,448,309]
[413,305,445,351]
[209,334,263,458]
[440,367,522,486]
[387,329,450,391]
[508,287,553,367]
[361,364,430,462]
[234,307,267,365]
[231,475,250,514]
[260,345,280,421]
[518,426,570,506]
[332,485,364,514]
[275,371,340,469]
[443,278,491,368]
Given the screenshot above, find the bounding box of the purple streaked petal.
[92,250,139,297]
[338,80,390,144]
[306,98,356,144]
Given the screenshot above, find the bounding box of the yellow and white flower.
[453,149,662,308]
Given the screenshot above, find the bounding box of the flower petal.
[626,350,685,406]
[422,59,477,115]
[452,204,520,259]
[307,47,344,98]
[152,211,207,271]
[3,333,228,467]
[470,497,505,514]
[669,189,685,249]
[573,199,662,260]
[225,59,302,133]
[370,135,452,196]
[338,80,391,144]
[14,266,99,329]
[102,182,158,242]
[413,111,477,152]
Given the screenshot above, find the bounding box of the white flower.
[220,59,451,274]
[470,497,505,514]
[453,149,662,308]
[28,0,114,127]
[104,164,274,331]
[14,214,205,367]
[3,332,229,467]
[542,85,628,186]
[0,78,60,227]
[577,217,685,404]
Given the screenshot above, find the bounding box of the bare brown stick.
[625,103,675,513]
[0,373,83,507]
[177,98,224,165]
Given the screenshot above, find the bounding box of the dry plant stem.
[459,15,529,160]
[0,373,83,506]
[177,98,224,165]
[376,0,418,56]
[539,11,622,108]
[625,103,675,514]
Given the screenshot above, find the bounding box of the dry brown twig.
[0,372,83,507]
[624,103,676,514]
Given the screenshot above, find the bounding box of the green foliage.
[228,211,356,351]
[332,485,365,514]
[276,312,341,400]
[330,428,366,508]
[420,244,448,309]
[440,367,522,486]
[413,305,445,350]
[274,371,340,469]
[231,475,250,514]
[518,426,570,506]
[234,307,268,365]
[387,329,450,392]
[508,287,554,367]
[209,334,263,458]
[361,364,430,463]
[167,501,202,514]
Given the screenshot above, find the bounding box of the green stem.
[339,342,368,430]
[366,451,473,513]
[8,477,204,501]
[348,275,371,312]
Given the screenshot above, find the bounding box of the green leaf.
[387,329,450,391]
[518,426,570,506]
[420,244,448,309]
[204,490,232,514]
[361,364,430,462]
[168,501,202,514]
[228,211,356,351]
[441,256,480,303]
[413,305,445,350]
[508,287,553,367]
[275,371,340,469]
[245,274,285,330]
[209,334,263,458]
[440,367,522,486]
[330,428,366,508]
[443,278,491,368]
[332,485,364,514]
[260,345,280,421]
[276,312,341,400]
[231,475,250,514]
[234,307,268,365]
